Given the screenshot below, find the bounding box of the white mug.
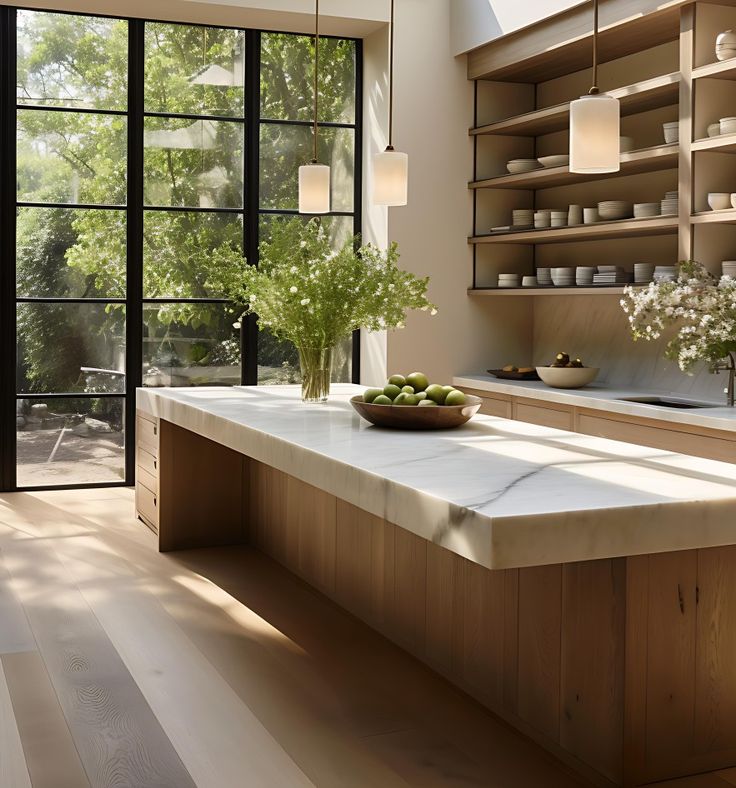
[584,207,599,224]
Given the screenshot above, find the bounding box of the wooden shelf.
[691,133,736,154]
[469,145,678,191]
[468,286,638,296]
[692,57,736,80]
[470,73,680,138]
[691,209,736,225]
[469,215,679,245]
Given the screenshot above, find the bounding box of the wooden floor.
[0,488,733,788]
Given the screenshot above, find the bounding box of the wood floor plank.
[1,651,89,788]
[0,549,36,654]
[0,536,196,788]
[0,657,32,788]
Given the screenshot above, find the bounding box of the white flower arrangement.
[620,261,736,372]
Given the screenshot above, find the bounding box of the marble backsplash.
[532,296,730,402]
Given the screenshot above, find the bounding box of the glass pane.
[143,303,240,387]
[258,213,354,250]
[144,117,243,208]
[17,11,128,111]
[17,110,127,205]
[145,22,244,117]
[17,397,125,487]
[260,34,355,124]
[259,124,354,211]
[17,208,126,298]
[17,303,126,394]
[257,330,351,385]
[144,210,243,298]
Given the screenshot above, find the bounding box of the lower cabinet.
[458,387,736,464]
[135,411,159,533]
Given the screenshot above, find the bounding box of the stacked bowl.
[551,267,575,287]
[634,202,661,219]
[716,30,736,61]
[721,117,736,135]
[654,265,678,282]
[538,154,569,168]
[663,121,679,144]
[537,267,552,286]
[598,201,633,220]
[507,159,541,174]
[661,191,679,215]
[723,261,736,278]
[534,210,552,229]
[551,210,568,228]
[512,209,534,229]
[576,266,596,286]
[497,273,520,288]
[708,122,722,138]
[634,262,655,283]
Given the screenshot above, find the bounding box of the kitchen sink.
[616,396,718,409]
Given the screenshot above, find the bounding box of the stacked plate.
[512,209,534,229]
[598,201,633,220]
[720,117,736,135]
[654,265,678,282]
[633,202,661,219]
[538,154,569,168]
[551,267,575,286]
[576,266,596,286]
[551,210,568,228]
[507,159,542,174]
[498,273,520,288]
[722,261,736,278]
[593,266,632,285]
[634,262,655,283]
[661,191,679,215]
[536,267,552,286]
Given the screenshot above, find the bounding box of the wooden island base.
[137,414,736,788]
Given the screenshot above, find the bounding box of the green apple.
[403,394,419,405]
[406,372,429,392]
[414,391,427,401]
[418,399,438,407]
[372,394,392,405]
[441,385,454,396]
[363,388,383,403]
[425,384,447,404]
[401,385,415,394]
[388,374,406,387]
[394,392,409,405]
[383,384,401,400]
[444,389,467,406]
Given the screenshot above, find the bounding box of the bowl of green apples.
[351,372,482,430]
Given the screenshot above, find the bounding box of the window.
[0,10,361,490]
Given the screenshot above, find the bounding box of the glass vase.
[297,345,333,403]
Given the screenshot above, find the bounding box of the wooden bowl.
[350,394,482,430]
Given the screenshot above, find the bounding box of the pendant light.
[569,0,620,174]
[299,0,330,214]
[372,0,408,206]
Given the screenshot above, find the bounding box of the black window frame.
[0,8,363,492]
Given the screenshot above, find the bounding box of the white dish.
[709,192,732,210]
[598,201,633,220]
[536,366,599,389]
[663,122,679,144]
[633,202,661,218]
[537,155,569,168]
[507,159,542,174]
[721,118,736,135]
[522,276,538,287]
[708,122,722,138]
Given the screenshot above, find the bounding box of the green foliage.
[227,218,437,350]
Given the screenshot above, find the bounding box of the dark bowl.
[350,394,482,430]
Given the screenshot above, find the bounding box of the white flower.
[300,240,307,248]
[232,321,241,329]
[290,265,298,273]
[290,286,298,294]
[301,298,310,305]
[430,308,438,316]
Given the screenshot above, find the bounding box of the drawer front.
[478,396,512,419]
[137,446,158,479]
[137,415,158,455]
[137,465,157,496]
[513,401,573,431]
[136,481,158,532]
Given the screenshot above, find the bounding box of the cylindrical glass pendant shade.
[569,93,621,173]
[372,148,409,206]
[298,162,330,214]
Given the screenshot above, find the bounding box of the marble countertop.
[454,374,736,432]
[138,384,736,570]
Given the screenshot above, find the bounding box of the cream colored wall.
[383,0,533,385]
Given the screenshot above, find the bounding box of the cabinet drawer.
[478,396,512,419]
[137,465,157,496]
[137,446,158,478]
[136,481,158,532]
[513,401,573,431]
[137,415,158,455]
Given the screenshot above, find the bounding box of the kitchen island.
[137,385,736,787]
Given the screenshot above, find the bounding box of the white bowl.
[522,276,538,287]
[536,366,599,389]
[537,154,569,168]
[507,159,542,174]
[663,122,679,144]
[598,202,633,220]
[708,122,722,137]
[721,118,736,135]
[634,202,661,218]
[709,192,732,210]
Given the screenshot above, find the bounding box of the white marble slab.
[137,385,736,570]
[453,374,736,432]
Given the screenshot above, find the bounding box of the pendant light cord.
[387,0,395,150]
[312,0,320,163]
[589,0,599,94]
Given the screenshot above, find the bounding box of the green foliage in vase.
[226,218,437,350]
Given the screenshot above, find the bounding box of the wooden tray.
[350,395,482,430]
[487,368,541,381]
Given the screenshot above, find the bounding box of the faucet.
[715,353,736,407]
